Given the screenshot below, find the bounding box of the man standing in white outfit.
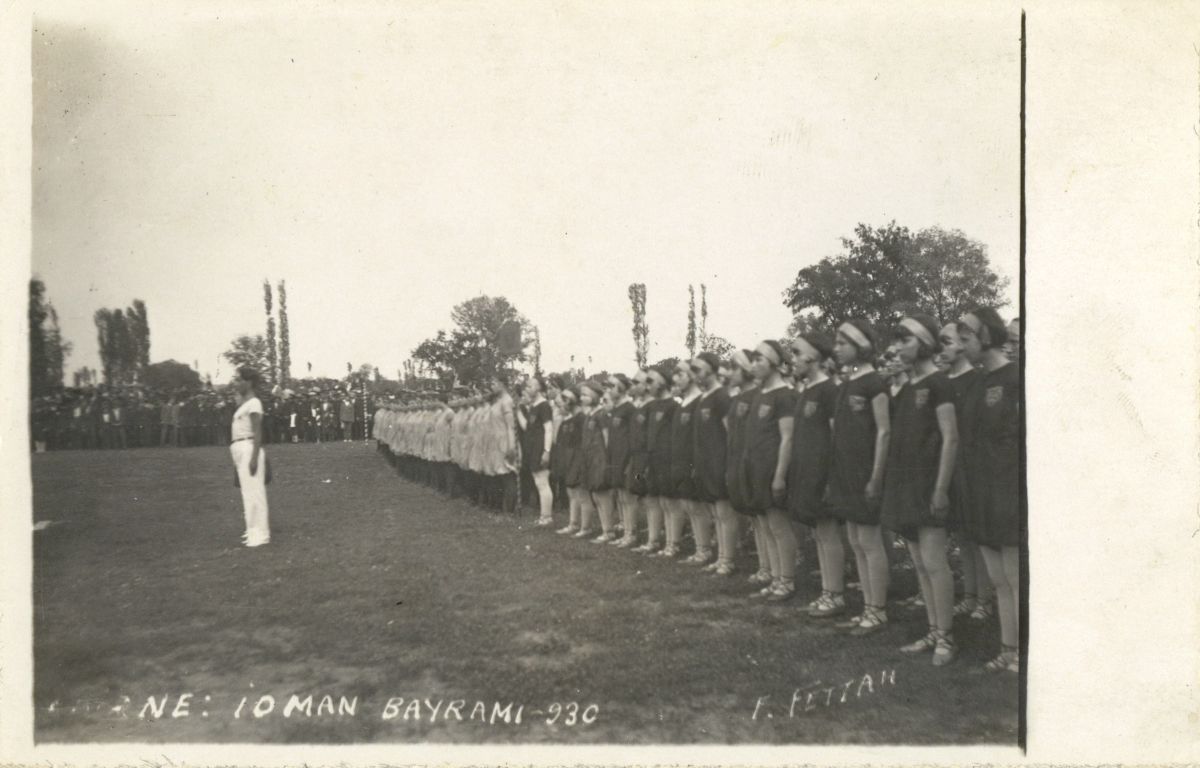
[230,366,270,547]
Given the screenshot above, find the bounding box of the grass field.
[31,442,1018,744]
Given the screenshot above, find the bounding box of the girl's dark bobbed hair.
[236,366,262,388]
[964,306,1009,349]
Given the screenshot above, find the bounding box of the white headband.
[755,342,781,366]
[838,322,871,351]
[791,337,820,362]
[900,317,937,349]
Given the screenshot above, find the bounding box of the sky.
[31,0,1020,384]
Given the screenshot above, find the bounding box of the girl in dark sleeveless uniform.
[670,360,711,564]
[826,319,893,636]
[742,340,798,601]
[643,365,677,557]
[605,374,638,547]
[958,307,1022,674]
[555,388,585,536]
[579,379,616,542]
[725,350,765,584]
[628,370,659,553]
[787,333,845,617]
[939,321,994,621]
[882,315,960,666]
[691,353,736,575]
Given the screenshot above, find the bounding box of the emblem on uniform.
[681,412,691,425]
[700,408,711,421]
[985,386,1004,407]
[915,389,929,408]
[758,404,772,419]
[848,395,867,412]
[655,412,664,422]
[613,417,622,426]
[804,401,818,418]
[737,402,749,416]
[636,414,646,424]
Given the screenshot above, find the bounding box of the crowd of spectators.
[30,383,380,452]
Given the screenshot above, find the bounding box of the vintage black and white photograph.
[24,0,1025,748]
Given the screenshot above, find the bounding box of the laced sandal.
[750,582,778,599]
[850,605,889,636]
[748,570,773,585]
[688,548,713,565]
[953,594,978,616]
[805,592,830,612]
[809,592,847,618]
[977,646,1020,674]
[656,545,680,558]
[572,528,594,539]
[834,612,864,629]
[556,525,578,535]
[900,628,938,654]
[766,579,796,602]
[592,531,616,544]
[701,560,720,572]
[714,563,735,577]
[931,631,958,666]
[970,598,995,621]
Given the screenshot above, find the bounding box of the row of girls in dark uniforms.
[528,307,1020,674]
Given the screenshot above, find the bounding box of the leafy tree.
[143,360,203,393]
[412,295,534,387]
[29,278,72,396]
[652,356,681,378]
[412,330,458,380]
[127,299,150,370]
[686,285,697,359]
[222,334,271,375]
[44,305,69,389]
[628,283,648,367]
[94,308,138,385]
[29,280,48,394]
[782,221,1009,333]
[263,280,277,385]
[531,325,543,376]
[277,280,291,385]
[700,333,735,359]
[901,227,1009,323]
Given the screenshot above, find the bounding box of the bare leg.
[533,469,553,522]
[982,545,1017,648]
[688,500,715,554]
[767,508,797,580]
[714,500,740,567]
[593,490,615,534]
[859,524,889,613]
[920,527,955,633]
[846,522,872,608]
[815,519,846,593]
[646,496,665,547]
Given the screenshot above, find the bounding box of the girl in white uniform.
[230,366,270,548]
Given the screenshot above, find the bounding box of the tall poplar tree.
[277,280,291,386]
[263,279,277,386]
